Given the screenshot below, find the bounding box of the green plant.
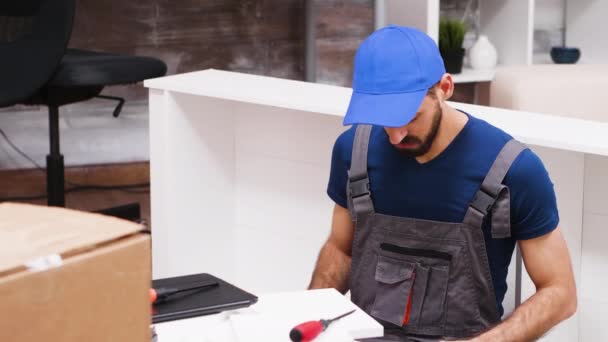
[439,19,467,53]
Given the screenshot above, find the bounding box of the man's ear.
[437,73,454,101]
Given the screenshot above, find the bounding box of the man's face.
[384,93,443,157]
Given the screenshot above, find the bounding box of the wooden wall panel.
[68,0,309,100]
[66,0,474,102]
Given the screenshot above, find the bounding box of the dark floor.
[0,162,152,228]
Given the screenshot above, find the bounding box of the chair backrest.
[0,0,75,107]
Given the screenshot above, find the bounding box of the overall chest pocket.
[371,255,416,326]
[372,243,451,331]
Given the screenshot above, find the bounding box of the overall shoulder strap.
[463,139,527,238]
[347,124,375,219]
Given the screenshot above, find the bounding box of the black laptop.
[151,273,258,323]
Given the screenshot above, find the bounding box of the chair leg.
[47,105,65,207]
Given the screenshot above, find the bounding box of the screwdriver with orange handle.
[289,309,356,342]
[149,282,219,305]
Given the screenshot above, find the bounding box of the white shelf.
[452,68,495,83]
[379,0,537,67]
[145,69,608,157]
[378,0,605,69]
[376,0,439,43]
[566,0,608,64]
[480,0,535,65]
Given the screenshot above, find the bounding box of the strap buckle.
[470,189,496,216]
[349,177,370,199]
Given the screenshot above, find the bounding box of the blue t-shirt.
[327,113,559,316]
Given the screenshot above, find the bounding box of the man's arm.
[471,227,577,342]
[308,204,355,293]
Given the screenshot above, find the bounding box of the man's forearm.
[308,241,351,293]
[475,285,576,342]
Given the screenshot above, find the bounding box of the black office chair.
[0,0,166,214]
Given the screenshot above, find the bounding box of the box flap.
[0,203,145,274]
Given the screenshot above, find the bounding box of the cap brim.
[343,89,427,128]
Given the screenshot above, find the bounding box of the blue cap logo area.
[344,25,446,128]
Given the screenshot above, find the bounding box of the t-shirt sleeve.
[506,149,560,240]
[327,132,351,209]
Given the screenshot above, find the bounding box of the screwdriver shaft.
[327,309,356,324]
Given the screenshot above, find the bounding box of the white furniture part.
[154,288,383,342]
[145,69,608,341]
[491,64,608,342]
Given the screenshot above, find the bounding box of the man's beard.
[396,104,442,157]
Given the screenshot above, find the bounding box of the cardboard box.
[0,203,151,342]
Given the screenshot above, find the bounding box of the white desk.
[154,288,383,342]
[145,69,608,341]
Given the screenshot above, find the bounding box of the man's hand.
[445,227,576,342]
[308,204,354,293]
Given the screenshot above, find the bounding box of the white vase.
[469,35,497,70]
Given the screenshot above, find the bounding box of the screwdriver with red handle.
[289,309,356,342]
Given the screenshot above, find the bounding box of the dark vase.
[440,47,465,74]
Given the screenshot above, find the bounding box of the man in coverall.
[309,26,576,342]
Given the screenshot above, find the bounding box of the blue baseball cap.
[344,25,446,127]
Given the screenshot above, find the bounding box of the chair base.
[45,104,142,223]
[47,104,65,206]
[96,203,141,222]
[46,154,65,206]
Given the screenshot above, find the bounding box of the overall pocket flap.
[375,256,415,284]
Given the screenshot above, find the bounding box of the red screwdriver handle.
[289,320,324,342]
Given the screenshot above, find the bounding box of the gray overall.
[347,125,526,341]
